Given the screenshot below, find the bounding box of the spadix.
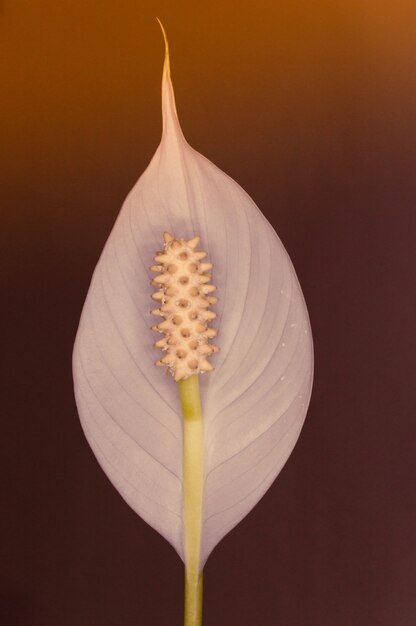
[151,233,219,381]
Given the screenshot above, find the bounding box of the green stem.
[179,375,204,626]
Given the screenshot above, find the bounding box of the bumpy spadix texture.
[151,232,219,381]
[73,37,313,568]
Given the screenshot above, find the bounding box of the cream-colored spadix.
[151,232,219,381]
[73,30,313,569]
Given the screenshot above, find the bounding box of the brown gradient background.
[1,1,416,625]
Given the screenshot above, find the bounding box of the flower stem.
[179,374,204,626]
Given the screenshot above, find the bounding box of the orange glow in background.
[2,1,416,202]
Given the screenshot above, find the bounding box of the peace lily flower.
[73,23,313,626]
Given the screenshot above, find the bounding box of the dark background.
[1,1,416,625]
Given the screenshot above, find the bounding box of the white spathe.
[73,39,313,569]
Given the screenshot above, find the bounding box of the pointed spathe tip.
[156,17,182,141]
[156,18,170,75]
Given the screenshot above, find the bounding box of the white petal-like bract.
[73,36,313,569]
